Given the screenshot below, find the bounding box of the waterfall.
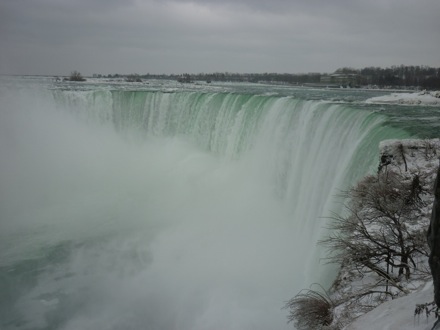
[0,84,410,330]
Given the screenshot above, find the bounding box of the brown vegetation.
[284,287,334,329]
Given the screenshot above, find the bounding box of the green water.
[0,76,437,330]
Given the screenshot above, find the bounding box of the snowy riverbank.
[366,90,440,105]
[345,281,435,330]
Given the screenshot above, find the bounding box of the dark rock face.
[428,162,440,307]
[378,153,393,173]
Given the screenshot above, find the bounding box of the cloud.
[0,0,439,75]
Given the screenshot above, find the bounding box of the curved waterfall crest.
[0,84,411,330]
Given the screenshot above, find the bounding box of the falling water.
[0,79,411,329]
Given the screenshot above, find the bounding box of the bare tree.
[285,141,438,328]
[321,170,430,297]
[69,70,86,81]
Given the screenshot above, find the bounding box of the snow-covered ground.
[345,281,436,330]
[366,91,440,105]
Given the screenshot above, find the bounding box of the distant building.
[320,73,360,87]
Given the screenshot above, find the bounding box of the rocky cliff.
[428,160,440,307]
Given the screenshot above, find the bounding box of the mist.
[0,86,309,329]
[0,80,405,329]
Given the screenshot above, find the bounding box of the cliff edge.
[344,139,440,330]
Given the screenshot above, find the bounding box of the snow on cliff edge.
[344,282,435,330]
[366,90,440,105]
[339,139,440,330]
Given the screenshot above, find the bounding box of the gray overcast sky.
[1,0,439,76]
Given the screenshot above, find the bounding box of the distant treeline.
[349,65,440,89]
[95,65,440,89]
